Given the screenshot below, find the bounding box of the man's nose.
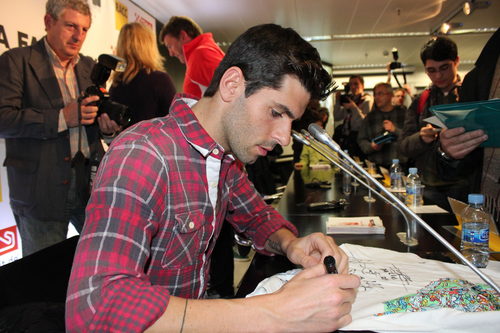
[273,121,292,146]
[73,27,85,41]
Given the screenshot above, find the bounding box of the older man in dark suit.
[0,0,118,256]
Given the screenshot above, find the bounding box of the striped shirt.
[44,37,89,158]
[66,95,297,332]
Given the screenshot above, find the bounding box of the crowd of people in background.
[296,31,498,223]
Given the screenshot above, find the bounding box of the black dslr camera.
[339,82,351,104]
[82,54,132,128]
[389,48,402,70]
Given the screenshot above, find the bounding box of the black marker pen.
[324,255,338,274]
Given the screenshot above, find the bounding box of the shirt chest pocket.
[162,210,208,269]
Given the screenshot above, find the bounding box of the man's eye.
[271,109,283,118]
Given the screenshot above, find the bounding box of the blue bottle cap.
[409,167,418,174]
[468,194,484,205]
[392,159,399,164]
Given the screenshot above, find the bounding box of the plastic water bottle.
[342,170,352,195]
[461,194,490,268]
[390,159,403,190]
[405,167,423,207]
[342,150,352,195]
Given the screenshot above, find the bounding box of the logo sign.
[0,225,18,255]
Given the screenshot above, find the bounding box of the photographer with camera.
[333,75,373,159]
[357,83,407,169]
[0,0,118,256]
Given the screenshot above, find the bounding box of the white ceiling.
[133,0,499,73]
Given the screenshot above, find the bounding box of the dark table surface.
[236,167,497,298]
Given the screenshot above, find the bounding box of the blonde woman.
[109,22,176,128]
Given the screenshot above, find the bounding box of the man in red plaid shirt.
[66,24,360,332]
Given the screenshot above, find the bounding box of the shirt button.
[213,148,219,155]
[188,221,195,229]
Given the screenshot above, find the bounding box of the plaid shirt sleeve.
[66,136,172,332]
[225,161,298,255]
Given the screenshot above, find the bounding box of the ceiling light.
[438,22,463,35]
[463,0,492,15]
[440,23,451,34]
[463,2,472,15]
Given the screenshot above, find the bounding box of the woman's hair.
[112,23,165,85]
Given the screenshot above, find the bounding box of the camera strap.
[417,89,430,115]
[77,99,82,152]
[71,98,91,202]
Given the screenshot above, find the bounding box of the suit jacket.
[0,38,99,221]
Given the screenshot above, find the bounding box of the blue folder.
[429,99,500,147]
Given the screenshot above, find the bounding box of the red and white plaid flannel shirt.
[66,95,297,332]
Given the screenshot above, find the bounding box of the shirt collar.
[43,36,80,69]
[183,33,216,60]
[170,94,233,161]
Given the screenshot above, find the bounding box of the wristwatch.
[437,146,454,161]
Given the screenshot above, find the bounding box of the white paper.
[247,244,500,333]
[409,205,449,214]
[423,115,446,128]
[309,163,331,170]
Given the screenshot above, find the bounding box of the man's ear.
[218,66,245,103]
[179,30,192,44]
[44,14,54,31]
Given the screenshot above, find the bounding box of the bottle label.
[462,227,489,244]
[406,185,416,195]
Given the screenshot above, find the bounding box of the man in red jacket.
[160,16,225,99]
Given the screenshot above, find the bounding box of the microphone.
[294,130,416,244]
[307,123,500,293]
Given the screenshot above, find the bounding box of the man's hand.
[266,262,360,332]
[294,162,304,170]
[63,95,99,127]
[371,141,382,151]
[284,232,349,274]
[419,124,439,144]
[97,112,122,135]
[342,99,356,109]
[383,120,395,132]
[440,127,487,159]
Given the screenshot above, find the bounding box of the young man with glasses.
[399,36,468,211]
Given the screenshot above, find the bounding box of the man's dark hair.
[159,16,203,43]
[204,24,334,101]
[349,75,364,86]
[420,36,458,64]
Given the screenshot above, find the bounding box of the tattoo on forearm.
[266,239,285,255]
[180,299,188,333]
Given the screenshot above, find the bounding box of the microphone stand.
[307,123,500,293]
[292,131,416,245]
